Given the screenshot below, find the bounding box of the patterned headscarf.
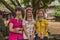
[26,7,33,12]
[24,7,34,21]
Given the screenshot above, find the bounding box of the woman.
[36,9,48,40]
[23,7,35,40]
[8,6,23,40]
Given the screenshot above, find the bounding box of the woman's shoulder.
[35,20,39,22]
[10,17,15,20]
[43,19,48,22]
[43,19,48,24]
[23,19,27,23]
[9,18,15,22]
[32,20,36,24]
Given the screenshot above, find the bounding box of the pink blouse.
[8,18,23,40]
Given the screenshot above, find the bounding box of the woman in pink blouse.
[8,6,23,40]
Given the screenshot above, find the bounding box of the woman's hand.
[40,34,44,39]
[38,33,41,37]
[15,28,23,31]
[38,33,44,39]
[46,29,48,33]
[29,35,34,40]
[25,32,28,37]
[18,31,23,34]
[23,25,28,37]
[14,28,23,34]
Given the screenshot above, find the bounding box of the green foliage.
[0,2,5,8]
[52,6,60,18]
[5,0,15,8]
[21,0,32,7]
[42,0,55,8]
[21,0,55,8]
[0,0,15,8]
[43,0,54,4]
[20,0,23,5]
[52,7,60,21]
[53,11,60,17]
[0,19,9,37]
[0,0,55,8]
[58,0,60,2]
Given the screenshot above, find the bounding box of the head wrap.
[26,7,33,13]
[36,9,45,20]
[24,7,34,21]
[15,6,22,11]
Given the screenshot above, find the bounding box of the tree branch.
[16,0,21,6]
[10,0,17,6]
[0,0,14,13]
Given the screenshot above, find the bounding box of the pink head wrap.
[24,7,34,21]
[26,7,33,12]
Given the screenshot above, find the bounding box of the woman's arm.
[35,22,41,37]
[9,23,22,34]
[44,20,48,32]
[45,24,48,33]
[23,25,28,37]
[15,28,23,34]
[32,24,36,36]
[9,23,16,33]
[15,28,23,31]
[35,23,38,34]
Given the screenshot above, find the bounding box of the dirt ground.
[48,21,60,34]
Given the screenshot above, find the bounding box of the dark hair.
[15,6,23,12]
[13,6,24,18]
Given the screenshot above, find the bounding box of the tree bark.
[0,0,14,13]
[10,0,17,7]
[32,0,47,17]
[36,0,41,9]
[32,0,35,19]
[32,0,41,19]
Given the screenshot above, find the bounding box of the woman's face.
[16,10,22,16]
[38,11,44,17]
[26,10,32,21]
[27,10,32,17]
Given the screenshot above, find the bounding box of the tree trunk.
[0,0,14,13]
[32,0,41,19]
